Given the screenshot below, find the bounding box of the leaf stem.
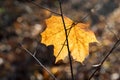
[58,0,74,80]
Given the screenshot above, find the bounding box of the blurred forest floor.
[0,0,120,80]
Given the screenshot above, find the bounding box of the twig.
[58,0,74,80]
[19,43,58,80]
[106,24,119,40]
[56,23,75,57]
[30,1,61,15]
[89,39,120,80]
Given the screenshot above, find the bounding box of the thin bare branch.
[30,1,61,15]
[58,0,74,80]
[89,39,120,80]
[106,24,119,40]
[19,43,58,80]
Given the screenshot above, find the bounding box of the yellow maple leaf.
[41,15,98,63]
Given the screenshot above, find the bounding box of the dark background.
[0,0,120,80]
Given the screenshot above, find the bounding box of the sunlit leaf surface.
[41,15,98,63]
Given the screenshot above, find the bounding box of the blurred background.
[0,0,120,80]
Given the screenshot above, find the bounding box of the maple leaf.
[41,15,98,63]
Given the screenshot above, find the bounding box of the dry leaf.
[41,15,98,63]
